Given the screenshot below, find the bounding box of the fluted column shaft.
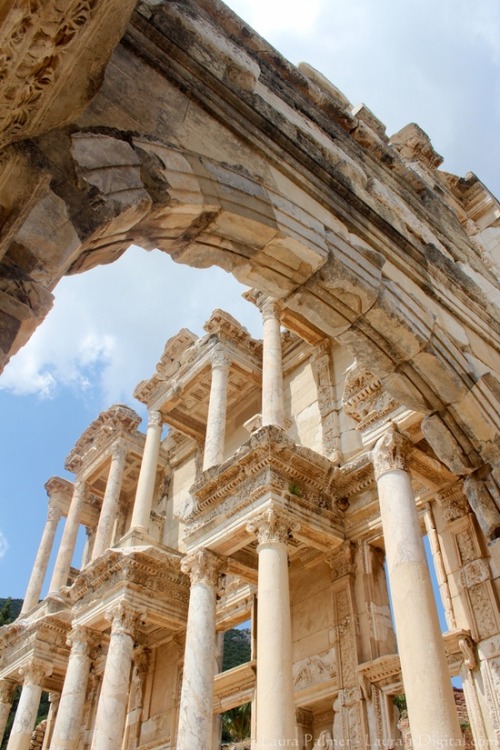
[177,550,225,750]
[0,681,16,746]
[7,661,50,750]
[50,627,97,750]
[92,444,127,559]
[130,411,163,531]
[372,425,462,749]
[22,505,62,613]
[49,482,87,594]
[247,507,298,749]
[203,348,230,470]
[261,299,285,428]
[90,604,141,750]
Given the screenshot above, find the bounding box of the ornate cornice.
[246,506,299,545]
[65,404,140,472]
[181,548,227,587]
[371,424,413,481]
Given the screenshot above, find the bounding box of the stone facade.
[0,2,500,750]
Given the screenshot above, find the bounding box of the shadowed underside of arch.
[1,0,500,524]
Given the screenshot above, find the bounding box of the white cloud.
[0,531,8,560]
[0,247,261,406]
[228,0,322,36]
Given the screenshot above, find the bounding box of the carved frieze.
[293,649,336,690]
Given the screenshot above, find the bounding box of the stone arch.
[3,126,500,524]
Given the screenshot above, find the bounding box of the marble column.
[7,660,51,750]
[50,626,98,750]
[0,681,16,746]
[260,298,285,428]
[247,506,299,749]
[372,424,462,749]
[130,410,163,532]
[177,549,226,750]
[80,526,95,569]
[90,603,143,750]
[92,443,128,560]
[21,505,62,613]
[49,481,87,594]
[41,693,59,750]
[203,348,230,470]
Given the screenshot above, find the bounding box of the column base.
[118,528,159,549]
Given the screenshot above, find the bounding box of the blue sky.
[1,0,499,616]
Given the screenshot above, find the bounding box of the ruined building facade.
[0,1,500,749]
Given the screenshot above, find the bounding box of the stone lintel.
[184,425,344,552]
[213,660,256,714]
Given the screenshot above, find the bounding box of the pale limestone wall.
[139,640,180,748]
[223,393,261,459]
[164,455,197,550]
[333,347,362,460]
[284,360,323,453]
[290,562,336,690]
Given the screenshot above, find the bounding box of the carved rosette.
[148,410,163,428]
[105,603,145,639]
[246,506,300,545]
[181,549,227,587]
[0,680,16,704]
[371,424,413,481]
[19,659,52,687]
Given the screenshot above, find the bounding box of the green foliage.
[223,628,251,672]
[288,482,302,497]
[0,598,48,749]
[393,694,407,713]
[0,598,22,626]
[221,703,251,743]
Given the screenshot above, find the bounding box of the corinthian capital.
[246,506,300,545]
[105,603,146,638]
[0,680,16,704]
[19,659,52,686]
[66,625,100,655]
[181,549,227,587]
[371,423,413,481]
[148,410,163,428]
[211,345,231,371]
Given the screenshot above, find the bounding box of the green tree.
[221,703,251,743]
